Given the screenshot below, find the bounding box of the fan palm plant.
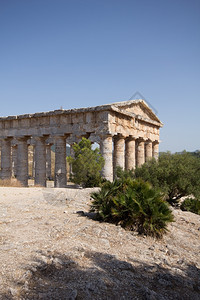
[90,177,174,238]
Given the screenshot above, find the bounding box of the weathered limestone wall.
[0,99,162,187]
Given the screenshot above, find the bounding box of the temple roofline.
[0,99,162,127]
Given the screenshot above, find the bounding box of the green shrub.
[67,138,104,187]
[180,198,200,215]
[90,177,174,238]
[134,151,200,205]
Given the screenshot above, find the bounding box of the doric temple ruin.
[0,99,163,187]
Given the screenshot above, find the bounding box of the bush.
[90,176,174,238]
[180,198,200,215]
[134,151,200,205]
[67,138,104,187]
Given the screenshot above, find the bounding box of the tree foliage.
[180,198,200,215]
[68,138,104,187]
[134,151,200,205]
[90,174,174,238]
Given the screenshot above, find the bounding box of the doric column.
[0,144,1,177]
[153,141,159,161]
[136,138,145,167]
[12,145,18,177]
[125,137,136,170]
[1,138,12,179]
[145,140,153,162]
[16,137,29,186]
[100,135,113,181]
[32,146,35,178]
[46,144,52,180]
[69,144,75,179]
[54,136,66,188]
[35,136,48,187]
[113,135,125,176]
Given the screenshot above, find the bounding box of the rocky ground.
[0,186,199,300]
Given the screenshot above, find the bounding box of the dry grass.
[0,178,22,187]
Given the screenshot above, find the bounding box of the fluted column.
[1,138,12,179]
[145,140,153,162]
[16,137,29,186]
[100,135,113,181]
[125,137,136,170]
[12,145,18,177]
[136,139,145,167]
[35,136,47,187]
[27,145,34,179]
[113,135,125,176]
[153,141,159,161]
[69,144,75,179]
[46,144,52,180]
[54,136,66,188]
[32,146,35,178]
[0,144,1,178]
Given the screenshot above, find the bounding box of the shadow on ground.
[2,251,200,300]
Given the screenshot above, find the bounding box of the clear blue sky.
[0,0,199,152]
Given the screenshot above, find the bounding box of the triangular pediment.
[111,99,162,125]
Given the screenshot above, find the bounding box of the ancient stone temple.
[0,99,162,187]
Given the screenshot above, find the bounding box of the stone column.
[46,144,52,180]
[16,137,29,186]
[69,144,75,179]
[1,138,12,179]
[54,136,66,188]
[12,145,18,177]
[125,137,136,170]
[153,141,159,161]
[145,140,153,162]
[35,136,47,187]
[137,139,145,167]
[0,144,1,177]
[100,135,113,181]
[32,146,35,178]
[113,135,125,176]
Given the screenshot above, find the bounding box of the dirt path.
[0,187,199,299]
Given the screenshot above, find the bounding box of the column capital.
[54,135,67,141]
[100,133,113,139]
[16,136,30,142]
[152,140,159,145]
[34,135,49,142]
[113,134,125,141]
[126,135,136,142]
[0,136,13,141]
[145,139,153,144]
[137,137,145,143]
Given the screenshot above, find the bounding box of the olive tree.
[134,151,200,205]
